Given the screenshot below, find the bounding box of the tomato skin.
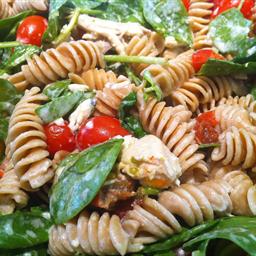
[195,111,220,144]
[0,169,4,179]
[16,15,48,46]
[44,121,76,156]
[212,0,254,19]
[192,49,224,72]
[76,116,130,151]
[182,0,190,11]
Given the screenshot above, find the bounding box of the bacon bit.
[195,111,220,144]
[0,169,4,179]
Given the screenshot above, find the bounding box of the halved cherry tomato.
[192,49,224,72]
[44,121,76,156]
[0,169,4,179]
[182,0,190,11]
[195,111,219,144]
[212,0,254,19]
[76,116,130,151]
[16,15,48,46]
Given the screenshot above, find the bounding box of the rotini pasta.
[0,169,28,215]
[6,87,54,190]
[49,210,143,256]
[12,0,48,14]
[0,0,13,18]
[137,92,205,173]
[8,40,105,90]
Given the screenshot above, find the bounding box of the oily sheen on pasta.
[6,87,54,190]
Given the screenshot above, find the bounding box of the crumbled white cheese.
[68,83,89,92]
[68,98,95,132]
[52,118,65,126]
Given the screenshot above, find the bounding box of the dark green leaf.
[35,91,83,123]
[124,65,142,86]
[142,219,219,253]
[0,210,52,249]
[209,8,252,56]
[71,0,106,9]
[0,244,48,256]
[251,87,256,100]
[98,0,145,25]
[198,143,220,149]
[143,70,163,101]
[0,79,22,104]
[142,0,192,45]
[183,217,256,255]
[43,80,71,99]
[50,138,123,224]
[119,92,137,120]
[0,118,9,141]
[0,11,34,41]
[191,240,209,256]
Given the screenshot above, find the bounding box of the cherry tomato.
[212,0,254,19]
[192,49,224,72]
[0,169,4,179]
[44,121,76,156]
[76,116,130,151]
[195,111,219,144]
[16,15,48,46]
[182,0,190,11]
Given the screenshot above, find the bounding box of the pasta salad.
[0,0,256,255]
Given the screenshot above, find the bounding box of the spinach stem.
[104,55,167,65]
[53,8,80,46]
[0,41,23,48]
[237,0,245,10]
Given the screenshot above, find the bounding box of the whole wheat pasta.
[8,40,105,91]
[69,68,117,91]
[49,210,143,256]
[12,0,48,14]
[0,0,13,18]
[137,92,205,172]
[0,168,28,215]
[6,87,54,190]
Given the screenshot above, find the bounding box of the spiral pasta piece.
[0,0,13,18]
[8,40,105,90]
[0,169,28,215]
[171,76,239,112]
[69,68,117,91]
[212,168,256,216]
[125,180,232,240]
[12,0,48,14]
[137,92,205,172]
[49,210,143,256]
[212,127,256,169]
[188,0,213,49]
[6,87,54,191]
[94,75,135,117]
[125,33,165,75]
[145,50,195,97]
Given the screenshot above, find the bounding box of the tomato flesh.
[182,0,190,11]
[76,116,130,151]
[16,15,48,46]
[44,121,76,156]
[192,49,224,72]
[195,111,219,144]
[212,0,254,19]
[0,170,4,179]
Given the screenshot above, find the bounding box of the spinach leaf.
[251,87,256,100]
[98,0,145,25]
[0,118,9,141]
[118,92,147,138]
[0,79,22,104]
[183,217,256,255]
[43,80,71,99]
[191,240,209,256]
[50,138,123,224]
[124,65,142,86]
[35,91,83,123]
[142,0,192,46]
[0,210,52,250]
[0,11,34,41]
[142,219,219,253]
[0,244,48,256]
[198,58,256,76]
[143,70,163,101]
[209,8,252,56]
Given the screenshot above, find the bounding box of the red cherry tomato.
[16,15,48,46]
[76,116,130,151]
[44,121,76,156]
[0,169,4,179]
[192,49,224,72]
[182,0,190,11]
[212,0,254,19]
[195,111,219,144]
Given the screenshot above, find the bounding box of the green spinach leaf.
[142,0,192,46]
[118,92,147,138]
[0,244,48,256]
[43,80,71,99]
[0,79,22,104]
[0,118,9,141]
[50,138,123,224]
[0,210,52,249]
[35,91,83,123]
[209,8,252,56]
